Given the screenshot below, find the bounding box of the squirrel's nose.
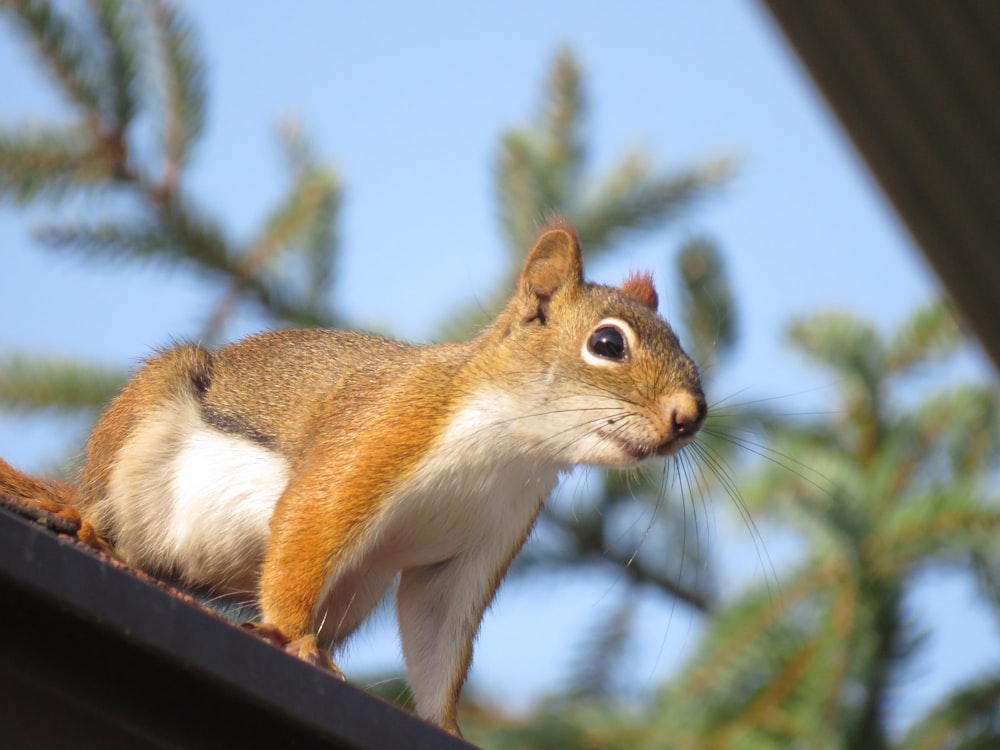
[670,391,707,437]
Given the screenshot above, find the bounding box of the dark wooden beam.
[0,506,474,750]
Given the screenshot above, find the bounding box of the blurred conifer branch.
[563,593,638,706]
[497,50,736,262]
[0,0,342,418]
[678,235,736,377]
[148,0,205,179]
[0,354,127,414]
[446,49,737,341]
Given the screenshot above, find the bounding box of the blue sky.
[2,0,997,732]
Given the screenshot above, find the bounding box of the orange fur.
[79,345,213,524]
[621,270,659,310]
[259,354,460,640]
[0,456,78,510]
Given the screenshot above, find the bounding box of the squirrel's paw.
[285,634,345,678]
[243,623,345,680]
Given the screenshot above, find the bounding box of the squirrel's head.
[484,218,706,468]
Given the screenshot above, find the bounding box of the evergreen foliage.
[0,0,342,415]
[445,48,735,340]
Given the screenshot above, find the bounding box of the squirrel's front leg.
[258,471,387,667]
[397,524,537,736]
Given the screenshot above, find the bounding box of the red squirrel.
[0,219,705,735]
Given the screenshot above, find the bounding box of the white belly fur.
[370,389,566,570]
[103,395,288,593]
[166,425,288,586]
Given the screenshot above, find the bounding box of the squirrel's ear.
[518,221,584,322]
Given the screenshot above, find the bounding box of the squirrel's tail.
[0,456,79,510]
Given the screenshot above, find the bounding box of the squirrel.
[0,218,705,735]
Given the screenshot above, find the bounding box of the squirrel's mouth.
[606,432,694,463]
[655,433,697,457]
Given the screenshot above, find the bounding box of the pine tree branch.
[300,179,340,310]
[534,504,714,612]
[92,0,142,134]
[0,126,109,203]
[540,48,586,210]
[148,0,205,185]
[886,300,963,374]
[496,131,554,257]
[676,560,843,699]
[494,49,735,264]
[970,549,1000,626]
[847,584,901,750]
[155,192,239,274]
[786,312,887,459]
[786,312,884,383]
[36,201,336,330]
[202,148,342,340]
[574,155,735,259]
[868,505,1000,570]
[246,280,337,329]
[4,2,339,335]
[35,219,175,265]
[678,235,736,375]
[34,195,234,278]
[252,158,340,281]
[711,638,822,746]
[564,593,637,703]
[277,122,343,308]
[898,677,1000,750]
[0,355,128,414]
[494,51,588,258]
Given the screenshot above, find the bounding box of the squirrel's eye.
[587,326,628,361]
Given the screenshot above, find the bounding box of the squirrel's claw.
[242,624,345,680]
